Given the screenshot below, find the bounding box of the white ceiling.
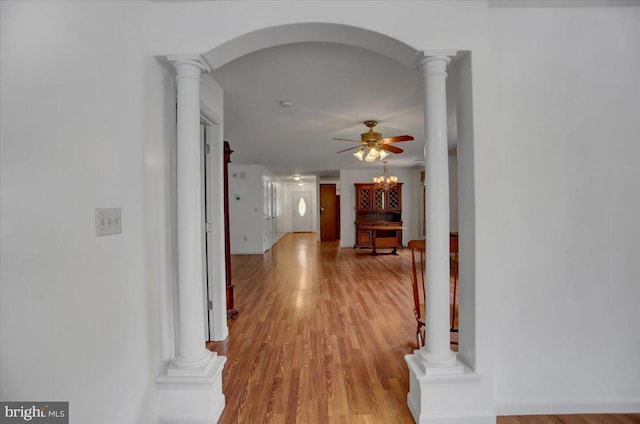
[211,42,426,179]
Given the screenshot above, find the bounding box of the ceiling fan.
[333,120,414,162]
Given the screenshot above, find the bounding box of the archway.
[202,22,422,70]
[164,21,479,423]
[204,20,475,363]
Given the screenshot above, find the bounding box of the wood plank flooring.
[207,233,640,424]
[208,232,417,423]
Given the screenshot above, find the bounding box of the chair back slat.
[408,239,426,347]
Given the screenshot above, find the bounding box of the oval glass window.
[298,197,307,217]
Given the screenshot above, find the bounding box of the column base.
[405,351,495,424]
[417,348,465,375]
[156,354,226,423]
[169,350,217,376]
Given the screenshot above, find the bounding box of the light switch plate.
[96,208,121,236]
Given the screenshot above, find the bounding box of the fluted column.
[169,55,212,370]
[418,55,462,373]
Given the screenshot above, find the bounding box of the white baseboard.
[495,400,640,416]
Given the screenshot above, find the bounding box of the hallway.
[208,232,417,423]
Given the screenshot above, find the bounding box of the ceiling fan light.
[353,148,365,161]
[379,149,389,159]
[364,148,378,162]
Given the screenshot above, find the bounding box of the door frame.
[291,190,313,232]
[319,184,338,241]
[200,110,228,342]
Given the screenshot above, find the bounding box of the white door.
[262,177,274,251]
[292,190,312,232]
[201,119,226,341]
[201,123,213,340]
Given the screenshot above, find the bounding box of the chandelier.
[353,141,390,162]
[373,161,398,190]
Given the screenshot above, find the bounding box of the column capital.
[418,54,453,79]
[166,54,211,79]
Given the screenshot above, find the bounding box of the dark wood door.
[320,184,337,241]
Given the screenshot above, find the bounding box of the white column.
[169,56,211,370]
[418,54,462,373]
[405,51,490,424]
[156,55,226,424]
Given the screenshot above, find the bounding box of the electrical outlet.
[96,208,122,236]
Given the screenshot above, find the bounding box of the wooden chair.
[409,237,459,349]
[408,239,426,348]
[450,233,459,346]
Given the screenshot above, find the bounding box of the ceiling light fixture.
[293,176,301,181]
[280,100,293,107]
[335,120,414,162]
[373,161,398,191]
[353,148,365,161]
[353,142,390,162]
[364,146,379,162]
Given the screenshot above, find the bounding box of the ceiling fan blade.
[336,145,363,154]
[332,137,361,142]
[380,144,403,154]
[381,135,414,143]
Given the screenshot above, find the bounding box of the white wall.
[0,2,166,423]
[227,169,294,251]
[2,1,640,421]
[339,168,421,248]
[201,74,224,121]
[228,164,277,254]
[449,153,459,232]
[274,180,287,239]
[486,7,640,413]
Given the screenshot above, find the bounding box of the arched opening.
[200,20,477,419]
[202,22,422,70]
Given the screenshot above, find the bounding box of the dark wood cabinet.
[355,184,402,212]
[224,141,239,319]
[354,183,403,252]
[357,228,373,246]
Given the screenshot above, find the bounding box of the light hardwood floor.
[207,233,639,424]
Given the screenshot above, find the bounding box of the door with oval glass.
[292,190,312,232]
